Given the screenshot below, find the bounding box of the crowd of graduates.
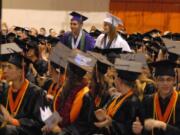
[0,12,180,135]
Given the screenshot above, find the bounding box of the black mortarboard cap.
[114,59,142,81]
[0,43,24,68]
[89,29,102,39]
[88,51,113,74]
[162,38,180,61]
[149,60,178,77]
[47,36,59,47]
[33,60,48,76]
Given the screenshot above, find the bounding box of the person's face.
[103,22,111,33]
[26,48,36,58]
[114,73,122,92]
[70,20,82,34]
[142,66,151,78]
[40,29,46,36]
[90,26,96,31]
[50,29,57,37]
[156,75,175,96]
[16,31,23,38]
[2,62,22,82]
[49,66,59,82]
[30,28,37,36]
[39,43,46,52]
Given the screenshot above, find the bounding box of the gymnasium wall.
[2,0,110,32]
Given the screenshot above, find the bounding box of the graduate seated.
[46,44,70,100]
[0,43,45,135]
[41,49,97,135]
[94,59,142,135]
[88,51,116,109]
[132,60,180,135]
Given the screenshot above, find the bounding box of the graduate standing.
[0,43,44,135]
[59,11,95,52]
[95,13,131,52]
[132,60,180,135]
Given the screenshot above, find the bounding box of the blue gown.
[59,31,95,52]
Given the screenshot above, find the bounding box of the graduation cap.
[145,40,166,56]
[149,60,178,77]
[33,60,48,76]
[47,36,59,47]
[120,53,147,67]
[14,38,28,52]
[70,11,88,23]
[127,33,143,50]
[142,33,153,42]
[26,37,40,57]
[89,29,102,39]
[88,51,113,74]
[37,35,47,43]
[145,29,161,38]
[104,13,123,27]
[14,26,24,31]
[162,38,180,61]
[49,43,71,71]
[68,49,97,76]
[0,43,22,55]
[114,59,142,81]
[172,33,180,41]
[93,47,122,63]
[0,43,24,68]
[162,31,173,39]
[49,51,67,73]
[6,32,17,43]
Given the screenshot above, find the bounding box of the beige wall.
[2,0,110,32]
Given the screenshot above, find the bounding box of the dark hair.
[58,64,85,109]
[90,65,109,98]
[102,23,117,47]
[40,27,46,31]
[121,79,136,89]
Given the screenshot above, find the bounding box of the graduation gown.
[95,91,142,135]
[143,83,156,96]
[59,31,95,52]
[52,86,96,135]
[142,91,180,135]
[0,79,46,135]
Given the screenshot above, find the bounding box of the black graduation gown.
[49,92,97,135]
[142,93,180,135]
[95,93,142,135]
[0,81,46,135]
[143,83,156,96]
[60,93,97,135]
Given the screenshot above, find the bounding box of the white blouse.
[95,33,132,52]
